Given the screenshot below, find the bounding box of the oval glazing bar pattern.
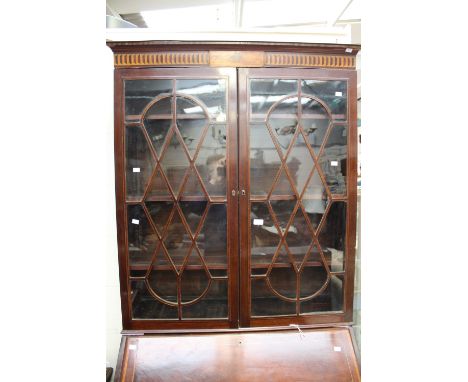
[249,77,348,317]
[124,77,231,321]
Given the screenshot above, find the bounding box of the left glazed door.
[115,68,239,330]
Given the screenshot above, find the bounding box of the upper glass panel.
[301,80,347,121]
[250,79,298,120]
[125,79,173,121]
[177,79,227,122]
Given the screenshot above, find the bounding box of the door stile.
[238,68,251,327]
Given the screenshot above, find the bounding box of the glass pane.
[163,210,192,271]
[269,98,298,157]
[176,96,206,117]
[125,79,173,121]
[180,201,208,235]
[145,119,172,157]
[147,267,178,304]
[177,79,227,122]
[250,122,281,196]
[127,204,158,267]
[251,202,280,268]
[301,97,331,156]
[319,202,346,272]
[271,168,294,197]
[125,126,155,201]
[270,199,296,233]
[251,279,296,317]
[160,133,190,196]
[195,125,227,197]
[182,168,206,198]
[146,167,171,200]
[146,201,174,236]
[286,132,314,195]
[268,245,297,299]
[182,280,228,319]
[180,264,210,303]
[131,280,178,319]
[196,204,227,267]
[250,79,298,118]
[284,209,313,267]
[303,170,329,231]
[300,262,328,298]
[301,274,343,314]
[301,80,347,120]
[318,124,347,195]
[176,119,207,158]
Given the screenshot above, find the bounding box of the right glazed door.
[238,68,357,327]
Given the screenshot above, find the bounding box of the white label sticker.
[334,346,342,352]
[131,219,140,225]
[331,160,339,167]
[345,48,353,53]
[253,219,264,226]
[129,344,137,350]
[335,91,343,97]
[132,167,141,173]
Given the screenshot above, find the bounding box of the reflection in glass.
[269,98,298,156]
[319,125,347,194]
[251,279,296,317]
[300,264,328,298]
[163,211,192,270]
[319,202,346,272]
[182,280,228,319]
[131,280,178,319]
[177,79,227,122]
[286,132,314,195]
[250,79,298,118]
[303,170,328,231]
[197,204,227,267]
[250,123,281,196]
[160,133,190,196]
[195,125,227,197]
[268,245,296,298]
[270,199,296,232]
[125,126,155,201]
[146,201,174,236]
[127,204,158,266]
[284,209,313,266]
[176,119,206,158]
[301,274,343,313]
[181,260,209,303]
[125,79,173,120]
[180,201,208,234]
[251,203,280,266]
[182,168,205,198]
[144,119,172,157]
[147,267,178,303]
[301,79,347,120]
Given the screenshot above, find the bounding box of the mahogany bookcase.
[107,40,360,332]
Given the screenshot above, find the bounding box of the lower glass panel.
[131,280,178,319]
[251,278,296,317]
[300,274,344,314]
[182,280,228,319]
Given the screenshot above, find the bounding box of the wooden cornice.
[107,41,360,69]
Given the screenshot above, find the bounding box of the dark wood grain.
[115,327,360,382]
[111,42,359,331]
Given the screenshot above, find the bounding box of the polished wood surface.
[115,327,360,382]
[107,41,360,69]
[110,41,360,331]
